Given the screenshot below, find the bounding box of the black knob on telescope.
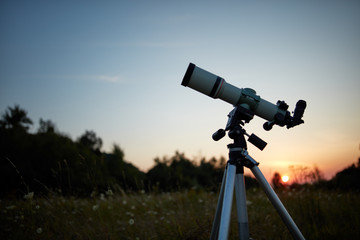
[212,129,226,141]
[263,121,274,131]
[248,134,267,151]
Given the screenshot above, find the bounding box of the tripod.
[209,107,305,240]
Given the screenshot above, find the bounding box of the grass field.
[1,188,359,240]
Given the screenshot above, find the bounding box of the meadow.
[1,188,359,240]
[2,106,360,239]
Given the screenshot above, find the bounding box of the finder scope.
[181,63,306,130]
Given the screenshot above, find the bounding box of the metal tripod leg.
[240,151,305,240]
[234,166,250,240]
[210,149,305,240]
[210,162,251,240]
[218,163,236,240]
[210,162,237,240]
[251,166,305,240]
[210,165,227,240]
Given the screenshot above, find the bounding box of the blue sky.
[1,0,359,180]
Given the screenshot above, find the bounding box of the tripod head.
[212,106,267,151]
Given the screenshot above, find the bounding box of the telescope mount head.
[212,105,267,151]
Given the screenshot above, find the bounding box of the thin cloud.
[94,40,197,49]
[89,75,122,83]
[46,74,125,84]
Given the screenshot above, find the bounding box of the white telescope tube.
[181,63,283,122]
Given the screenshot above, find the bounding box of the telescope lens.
[181,63,195,87]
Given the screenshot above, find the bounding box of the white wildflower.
[24,192,34,200]
[126,211,134,217]
[128,218,135,225]
[100,193,105,200]
[36,227,42,234]
[90,190,97,198]
[106,189,113,196]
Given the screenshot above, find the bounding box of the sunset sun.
[281,175,289,183]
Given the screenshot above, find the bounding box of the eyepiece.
[293,100,306,120]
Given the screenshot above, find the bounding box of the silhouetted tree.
[0,105,33,131]
[146,152,256,192]
[146,156,173,192]
[271,172,284,189]
[146,152,198,191]
[169,152,198,189]
[196,157,224,190]
[105,143,145,191]
[330,158,360,191]
[77,130,102,153]
[38,118,56,133]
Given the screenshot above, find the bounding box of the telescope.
[181,63,306,130]
[180,63,307,240]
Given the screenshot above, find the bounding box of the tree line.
[1,105,359,198]
[0,105,230,197]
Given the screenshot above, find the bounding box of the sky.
[1,0,359,182]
